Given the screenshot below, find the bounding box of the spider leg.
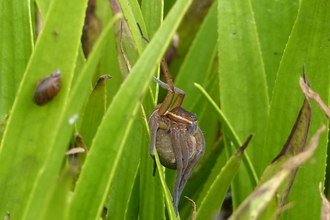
[170,131,184,216]
[171,129,192,216]
[158,58,185,110]
[153,77,184,94]
[153,76,186,112]
[178,128,205,193]
[148,110,160,176]
[137,23,179,115]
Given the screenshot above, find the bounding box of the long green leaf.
[21,13,122,220]
[251,0,299,99]
[0,0,89,219]
[0,0,33,120]
[169,0,214,75]
[106,115,142,219]
[229,126,325,220]
[69,0,194,219]
[258,98,311,219]
[218,0,269,207]
[79,75,111,148]
[173,3,219,216]
[39,164,74,220]
[140,0,166,219]
[263,0,330,218]
[194,83,257,178]
[195,135,252,220]
[175,1,219,156]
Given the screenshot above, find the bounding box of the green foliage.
[0,0,329,219]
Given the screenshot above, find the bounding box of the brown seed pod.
[34,69,62,106]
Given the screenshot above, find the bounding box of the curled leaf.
[300,75,330,121]
[319,182,330,220]
[185,196,197,220]
[229,125,326,220]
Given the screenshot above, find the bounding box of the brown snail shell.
[34,69,61,106]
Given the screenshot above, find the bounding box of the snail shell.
[34,69,62,106]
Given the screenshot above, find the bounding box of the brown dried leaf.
[229,125,326,220]
[300,76,330,121]
[185,196,197,220]
[257,96,311,216]
[82,0,102,57]
[319,183,330,220]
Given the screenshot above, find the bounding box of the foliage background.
[0,0,329,219]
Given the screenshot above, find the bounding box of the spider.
[137,24,205,216]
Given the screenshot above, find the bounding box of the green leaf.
[195,135,253,220]
[169,0,214,76]
[69,0,194,219]
[263,0,330,218]
[39,164,74,220]
[106,115,141,219]
[141,0,163,38]
[251,0,299,98]
[194,84,257,178]
[18,13,121,220]
[172,3,219,216]
[154,145,180,220]
[218,0,269,207]
[139,105,165,220]
[175,1,217,102]
[139,1,165,219]
[0,0,33,120]
[258,98,312,219]
[79,75,112,148]
[229,126,325,220]
[0,0,90,219]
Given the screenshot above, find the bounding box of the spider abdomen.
[155,122,199,170]
[156,129,177,169]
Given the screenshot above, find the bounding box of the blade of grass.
[21,13,122,220]
[258,98,311,219]
[140,106,178,219]
[169,0,214,76]
[175,1,217,108]
[0,0,90,219]
[251,0,299,99]
[78,75,112,148]
[229,126,326,220]
[139,1,165,219]
[39,163,75,220]
[195,135,253,220]
[0,0,33,120]
[117,0,147,54]
[172,3,219,217]
[263,0,330,218]
[155,149,181,220]
[69,0,194,219]
[105,114,142,219]
[141,0,163,38]
[194,83,257,180]
[179,70,220,218]
[218,0,269,191]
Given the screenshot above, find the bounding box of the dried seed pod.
[34,69,61,106]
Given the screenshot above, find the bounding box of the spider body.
[148,78,205,216]
[137,23,205,216]
[150,105,203,170]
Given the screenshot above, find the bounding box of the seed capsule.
[34,69,61,106]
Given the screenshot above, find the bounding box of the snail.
[34,69,62,106]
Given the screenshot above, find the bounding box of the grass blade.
[263,0,330,218]
[69,0,194,219]
[0,0,33,120]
